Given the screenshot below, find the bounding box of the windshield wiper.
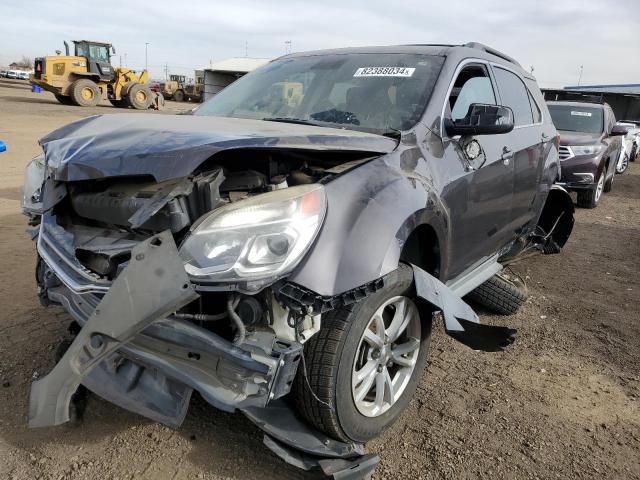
[263,117,323,127]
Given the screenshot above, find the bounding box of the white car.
[6,70,18,79]
[616,122,640,174]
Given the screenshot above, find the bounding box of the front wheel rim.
[351,296,421,418]
[595,173,604,202]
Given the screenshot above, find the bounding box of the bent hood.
[557,130,603,146]
[40,114,397,182]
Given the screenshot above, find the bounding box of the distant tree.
[16,56,32,69]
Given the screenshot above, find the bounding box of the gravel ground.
[0,79,638,480]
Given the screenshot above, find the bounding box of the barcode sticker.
[571,111,592,117]
[354,67,415,77]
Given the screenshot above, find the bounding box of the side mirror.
[444,103,514,137]
[611,123,630,136]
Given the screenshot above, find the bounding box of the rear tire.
[467,272,528,315]
[293,264,431,443]
[54,94,74,105]
[126,83,152,110]
[172,89,184,102]
[70,79,100,107]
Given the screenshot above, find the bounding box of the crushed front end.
[28,154,339,422]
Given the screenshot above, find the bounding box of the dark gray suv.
[22,42,574,477]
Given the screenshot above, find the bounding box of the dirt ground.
[0,79,638,480]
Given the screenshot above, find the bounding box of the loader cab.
[73,41,115,81]
[170,74,186,83]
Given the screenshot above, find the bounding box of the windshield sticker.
[571,111,592,117]
[354,67,415,77]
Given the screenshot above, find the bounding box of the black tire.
[70,79,100,107]
[293,264,431,443]
[576,188,598,208]
[467,272,528,315]
[54,94,74,105]
[126,83,152,110]
[603,171,614,193]
[172,89,184,102]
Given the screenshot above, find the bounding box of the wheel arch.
[399,222,442,279]
[288,153,452,296]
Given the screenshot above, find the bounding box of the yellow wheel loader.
[31,40,157,109]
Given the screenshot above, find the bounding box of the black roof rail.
[463,42,521,67]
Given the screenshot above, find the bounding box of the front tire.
[293,264,431,442]
[172,89,184,102]
[576,172,605,208]
[126,83,152,110]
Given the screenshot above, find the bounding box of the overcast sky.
[1,0,638,88]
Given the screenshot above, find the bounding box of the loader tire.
[126,83,152,110]
[172,89,184,102]
[54,94,74,106]
[70,79,100,107]
[467,273,527,315]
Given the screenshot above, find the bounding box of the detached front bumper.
[32,231,302,428]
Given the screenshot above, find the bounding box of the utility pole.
[164,62,168,81]
[119,55,122,67]
[245,41,248,57]
[578,65,583,86]
[124,53,127,67]
[145,42,150,71]
[285,40,292,54]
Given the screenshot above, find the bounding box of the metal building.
[202,57,271,101]
[542,84,640,121]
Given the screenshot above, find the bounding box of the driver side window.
[448,64,496,121]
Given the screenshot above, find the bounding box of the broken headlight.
[21,153,45,216]
[179,184,326,284]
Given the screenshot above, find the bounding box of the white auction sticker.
[571,111,592,117]
[354,67,415,77]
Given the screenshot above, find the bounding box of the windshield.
[548,104,604,134]
[75,43,110,63]
[194,53,444,134]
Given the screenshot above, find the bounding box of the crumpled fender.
[411,265,516,352]
[28,231,199,427]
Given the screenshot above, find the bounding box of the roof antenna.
[245,41,248,57]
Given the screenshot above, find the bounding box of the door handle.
[501,146,514,165]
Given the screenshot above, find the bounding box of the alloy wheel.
[595,173,605,203]
[351,296,421,417]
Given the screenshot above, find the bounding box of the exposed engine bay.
[33,147,380,380]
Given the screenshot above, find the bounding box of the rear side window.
[528,91,542,123]
[493,67,534,126]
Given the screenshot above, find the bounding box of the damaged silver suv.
[22,43,574,478]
